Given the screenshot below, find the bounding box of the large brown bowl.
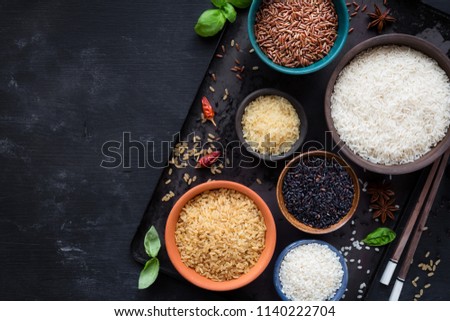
[324,34,450,175]
[276,150,360,234]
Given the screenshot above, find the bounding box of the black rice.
[282,156,354,228]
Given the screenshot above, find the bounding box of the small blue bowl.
[273,239,348,301]
[248,0,349,75]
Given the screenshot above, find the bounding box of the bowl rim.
[248,0,349,75]
[276,150,360,234]
[324,33,450,175]
[165,180,277,291]
[273,239,349,301]
[235,88,309,162]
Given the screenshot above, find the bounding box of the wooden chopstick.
[389,149,450,301]
[380,156,442,285]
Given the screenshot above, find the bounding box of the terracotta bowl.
[324,34,450,175]
[165,180,277,291]
[276,150,360,234]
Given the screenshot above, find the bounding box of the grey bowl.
[235,88,308,162]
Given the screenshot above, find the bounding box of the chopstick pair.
[378,149,450,301]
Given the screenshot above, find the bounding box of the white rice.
[279,243,344,301]
[331,45,450,165]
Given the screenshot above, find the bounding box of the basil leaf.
[226,0,252,9]
[211,0,227,8]
[138,258,159,290]
[144,225,160,258]
[362,227,396,246]
[195,9,226,37]
[221,3,237,23]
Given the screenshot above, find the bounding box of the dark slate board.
[131,1,450,300]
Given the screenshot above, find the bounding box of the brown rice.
[175,188,266,281]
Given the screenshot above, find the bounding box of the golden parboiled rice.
[175,188,266,281]
[242,95,300,155]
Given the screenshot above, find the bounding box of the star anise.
[367,4,396,33]
[370,197,399,224]
[367,182,395,204]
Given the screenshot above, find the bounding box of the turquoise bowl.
[248,0,349,75]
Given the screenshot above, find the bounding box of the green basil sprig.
[227,0,252,9]
[221,3,237,23]
[362,227,396,247]
[194,0,251,37]
[195,9,227,37]
[138,226,161,289]
[211,0,227,7]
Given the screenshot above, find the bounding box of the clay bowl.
[165,180,277,291]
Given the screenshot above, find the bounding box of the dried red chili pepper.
[196,151,221,168]
[201,96,217,127]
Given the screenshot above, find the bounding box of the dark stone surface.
[1,0,449,301]
[0,0,223,300]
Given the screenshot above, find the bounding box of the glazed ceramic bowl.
[276,150,360,234]
[165,180,276,291]
[235,88,308,162]
[273,239,348,301]
[324,34,450,175]
[248,0,349,75]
